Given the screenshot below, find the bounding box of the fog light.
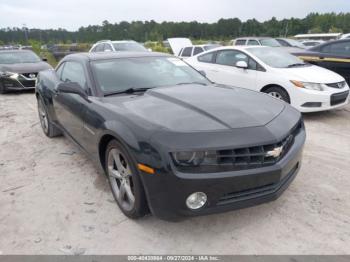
[186,192,207,210]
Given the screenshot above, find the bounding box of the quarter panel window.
[181,47,193,57]
[61,62,87,89]
[198,52,215,63]
[215,50,249,66]
[247,40,259,46]
[95,44,105,52]
[235,40,246,45]
[193,47,204,55]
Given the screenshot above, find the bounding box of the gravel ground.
[0,91,349,255]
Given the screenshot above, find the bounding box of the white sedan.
[186,46,350,112]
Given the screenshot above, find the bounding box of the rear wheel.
[263,86,290,103]
[105,140,148,219]
[37,97,62,137]
[0,84,6,94]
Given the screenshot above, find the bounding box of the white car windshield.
[248,47,308,68]
[259,39,281,47]
[112,42,148,52]
[285,39,305,48]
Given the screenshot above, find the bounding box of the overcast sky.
[0,0,349,31]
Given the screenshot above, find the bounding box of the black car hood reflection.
[0,62,52,73]
[101,84,286,132]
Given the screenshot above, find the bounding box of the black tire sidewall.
[37,97,50,136]
[105,139,148,219]
[0,83,6,94]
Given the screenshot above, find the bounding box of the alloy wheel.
[268,91,283,100]
[107,148,135,211]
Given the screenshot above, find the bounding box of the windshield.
[204,44,221,51]
[259,39,281,47]
[0,51,41,64]
[91,56,210,94]
[248,47,307,68]
[285,39,305,48]
[112,42,148,52]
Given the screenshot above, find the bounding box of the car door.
[207,49,257,89]
[53,61,89,146]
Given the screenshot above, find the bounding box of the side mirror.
[236,61,248,69]
[57,82,90,102]
[42,57,48,62]
[199,70,206,77]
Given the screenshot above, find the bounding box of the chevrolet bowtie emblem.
[266,146,284,158]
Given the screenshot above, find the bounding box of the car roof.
[215,45,267,51]
[181,44,220,49]
[64,51,172,62]
[236,37,274,40]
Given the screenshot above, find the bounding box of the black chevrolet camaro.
[36,51,306,221]
[0,50,52,93]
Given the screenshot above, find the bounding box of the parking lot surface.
[0,91,349,255]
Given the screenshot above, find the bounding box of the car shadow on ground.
[2,89,35,96]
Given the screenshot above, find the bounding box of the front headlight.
[0,71,18,78]
[172,151,217,166]
[290,80,326,91]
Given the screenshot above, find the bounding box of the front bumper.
[292,87,349,113]
[141,127,306,221]
[1,75,36,91]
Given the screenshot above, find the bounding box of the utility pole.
[284,21,289,37]
[22,23,29,45]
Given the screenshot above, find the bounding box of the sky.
[0,0,349,31]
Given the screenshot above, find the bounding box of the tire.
[0,83,6,94]
[37,96,62,138]
[105,139,148,219]
[263,86,290,104]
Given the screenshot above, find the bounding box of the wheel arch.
[97,127,141,173]
[260,84,291,102]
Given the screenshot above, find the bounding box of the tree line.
[0,12,349,45]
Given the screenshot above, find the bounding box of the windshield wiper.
[287,63,307,68]
[175,82,208,86]
[104,87,152,97]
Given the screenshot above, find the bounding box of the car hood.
[0,61,52,73]
[102,84,286,132]
[278,64,345,83]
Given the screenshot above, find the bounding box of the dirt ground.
[0,91,349,255]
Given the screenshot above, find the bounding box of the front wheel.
[105,140,148,219]
[263,86,290,104]
[37,97,62,137]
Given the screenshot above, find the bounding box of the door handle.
[210,69,219,73]
[319,56,325,60]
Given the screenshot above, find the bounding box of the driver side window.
[61,61,87,89]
